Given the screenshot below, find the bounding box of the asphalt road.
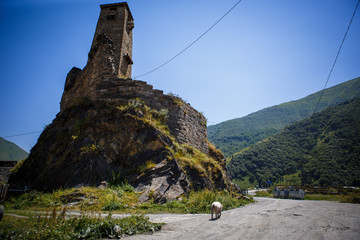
[124,197,360,240]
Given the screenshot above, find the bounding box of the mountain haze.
[208,77,360,157]
[0,137,28,161]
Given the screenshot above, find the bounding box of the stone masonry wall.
[95,77,209,153]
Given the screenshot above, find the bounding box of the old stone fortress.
[61,2,208,154]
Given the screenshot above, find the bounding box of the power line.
[133,0,243,79]
[313,0,360,114]
[2,131,42,139]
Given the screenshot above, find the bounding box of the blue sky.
[0,0,359,152]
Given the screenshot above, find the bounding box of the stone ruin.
[9,2,232,202]
[60,2,208,153]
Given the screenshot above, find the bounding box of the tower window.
[107,15,116,20]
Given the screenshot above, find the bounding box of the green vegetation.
[227,98,360,187]
[5,185,138,212]
[4,186,252,214]
[304,194,342,201]
[10,158,26,174]
[0,213,163,240]
[140,189,253,213]
[208,77,360,157]
[117,98,170,136]
[1,187,253,239]
[255,190,273,197]
[169,143,226,187]
[0,137,29,161]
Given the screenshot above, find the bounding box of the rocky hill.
[8,2,233,202]
[9,98,230,202]
[208,77,360,157]
[227,97,360,187]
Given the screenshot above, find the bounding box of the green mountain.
[0,137,29,161]
[208,77,360,157]
[227,97,360,187]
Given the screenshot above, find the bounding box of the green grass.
[0,212,163,240]
[5,185,139,212]
[304,194,342,201]
[140,189,253,214]
[304,192,360,203]
[254,190,273,198]
[5,187,253,215]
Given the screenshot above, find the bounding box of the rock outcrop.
[9,100,230,202]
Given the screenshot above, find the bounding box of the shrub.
[255,190,272,197]
[10,158,26,174]
[340,192,360,203]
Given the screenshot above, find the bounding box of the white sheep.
[211,201,223,220]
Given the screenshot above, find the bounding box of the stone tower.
[90,2,134,78]
[59,2,208,153]
[60,2,134,111]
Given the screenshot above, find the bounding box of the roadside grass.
[254,190,273,198]
[5,184,139,212]
[4,187,253,215]
[140,189,254,214]
[304,194,342,201]
[305,192,360,203]
[0,213,163,240]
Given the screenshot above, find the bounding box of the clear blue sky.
[1,0,359,152]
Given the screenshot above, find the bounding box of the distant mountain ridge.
[227,97,360,187]
[208,77,360,157]
[0,137,28,161]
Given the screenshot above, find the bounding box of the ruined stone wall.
[0,161,17,183]
[95,77,209,153]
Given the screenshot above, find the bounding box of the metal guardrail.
[273,189,305,200]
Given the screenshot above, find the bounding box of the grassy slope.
[227,97,360,187]
[208,77,360,157]
[0,137,28,161]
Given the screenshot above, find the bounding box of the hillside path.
[124,197,360,240]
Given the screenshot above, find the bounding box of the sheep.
[211,201,223,220]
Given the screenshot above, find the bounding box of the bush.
[254,190,272,197]
[340,192,360,203]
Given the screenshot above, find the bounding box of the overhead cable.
[313,0,360,114]
[2,131,42,139]
[133,0,243,79]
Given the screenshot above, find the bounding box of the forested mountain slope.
[0,137,28,161]
[227,98,360,187]
[208,77,360,157]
